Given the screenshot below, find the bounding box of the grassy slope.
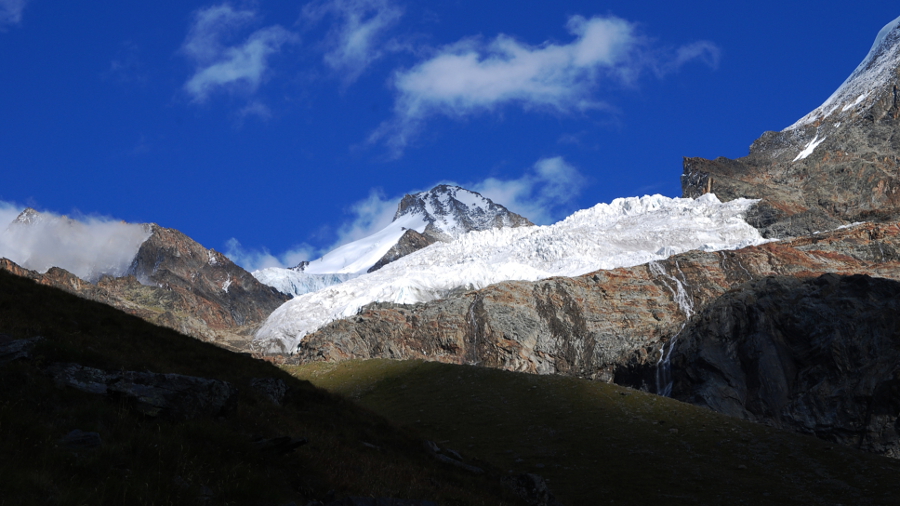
[0,269,522,506]
[288,359,900,506]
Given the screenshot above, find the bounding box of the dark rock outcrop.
[59,430,103,449]
[670,273,900,458]
[249,377,287,405]
[368,229,436,273]
[49,363,238,419]
[0,336,42,364]
[502,473,562,506]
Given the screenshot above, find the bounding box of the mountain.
[0,209,287,351]
[254,193,767,354]
[683,15,900,238]
[261,15,900,459]
[252,184,533,297]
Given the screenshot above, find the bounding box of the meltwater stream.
[649,260,695,397]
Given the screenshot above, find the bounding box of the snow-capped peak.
[251,185,532,297]
[787,15,900,130]
[395,184,533,242]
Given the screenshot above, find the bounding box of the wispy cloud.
[0,0,28,28]
[103,41,148,84]
[226,156,586,270]
[303,0,403,84]
[371,15,720,155]
[224,238,315,272]
[469,156,586,225]
[331,187,402,245]
[181,3,298,102]
[0,202,152,283]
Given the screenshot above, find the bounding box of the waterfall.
[467,295,481,365]
[649,261,694,396]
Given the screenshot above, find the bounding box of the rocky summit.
[393,184,533,243]
[683,15,900,238]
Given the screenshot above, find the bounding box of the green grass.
[288,359,900,506]
[0,269,523,506]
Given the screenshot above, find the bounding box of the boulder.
[49,363,237,419]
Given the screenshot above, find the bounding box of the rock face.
[294,222,900,389]
[394,184,533,243]
[670,273,900,458]
[0,223,288,351]
[682,16,900,238]
[367,229,436,273]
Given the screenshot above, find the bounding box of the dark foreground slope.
[290,359,900,506]
[0,269,521,506]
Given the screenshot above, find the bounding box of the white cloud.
[470,156,586,225]
[224,238,315,272]
[223,189,398,272]
[0,202,152,283]
[181,3,298,102]
[0,0,27,28]
[228,157,585,270]
[371,15,720,154]
[331,188,402,246]
[303,0,403,84]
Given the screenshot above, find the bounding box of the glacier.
[254,193,769,354]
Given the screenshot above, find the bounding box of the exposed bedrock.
[681,65,900,238]
[670,273,900,458]
[295,221,900,388]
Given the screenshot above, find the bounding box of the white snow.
[841,92,870,112]
[222,276,232,293]
[304,213,428,275]
[254,193,769,354]
[252,185,525,297]
[252,269,357,297]
[788,15,900,130]
[793,134,826,161]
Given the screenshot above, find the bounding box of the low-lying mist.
[0,203,152,283]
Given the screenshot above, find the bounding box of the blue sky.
[0,1,896,270]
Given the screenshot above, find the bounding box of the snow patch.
[254,193,769,354]
[793,134,826,162]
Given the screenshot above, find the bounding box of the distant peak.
[393,184,532,241]
[13,208,43,226]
